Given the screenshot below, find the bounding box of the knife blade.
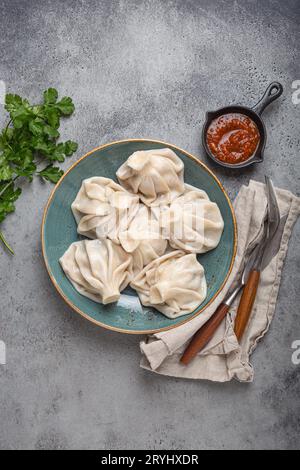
[261,214,286,269]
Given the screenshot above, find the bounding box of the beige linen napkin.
[140,180,300,382]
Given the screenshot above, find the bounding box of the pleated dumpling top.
[60,239,133,305]
[161,184,224,253]
[116,148,185,206]
[119,204,168,274]
[71,177,139,241]
[131,250,207,318]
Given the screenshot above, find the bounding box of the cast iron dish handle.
[252,82,283,115]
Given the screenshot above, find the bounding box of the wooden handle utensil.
[180,302,230,365]
[234,269,260,341]
[181,268,260,366]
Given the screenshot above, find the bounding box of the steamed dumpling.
[160,185,224,253]
[116,148,185,206]
[119,204,168,274]
[71,177,139,241]
[130,251,207,318]
[60,239,133,304]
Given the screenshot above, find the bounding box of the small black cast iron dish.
[202,82,283,169]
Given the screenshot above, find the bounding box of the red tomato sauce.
[206,113,260,164]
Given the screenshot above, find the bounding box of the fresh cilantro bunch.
[0,88,78,254]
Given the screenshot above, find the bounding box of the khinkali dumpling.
[130,251,207,318]
[71,177,139,241]
[116,148,185,206]
[119,204,168,274]
[161,185,224,253]
[60,239,133,304]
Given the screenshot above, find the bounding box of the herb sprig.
[0,88,78,254]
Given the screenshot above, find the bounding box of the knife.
[181,178,286,366]
[234,176,281,340]
[180,237,266,365]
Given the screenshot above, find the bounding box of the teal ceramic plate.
[42,139,237,334]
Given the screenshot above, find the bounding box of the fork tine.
[265,176,280,234]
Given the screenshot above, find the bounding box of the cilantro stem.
[4,119,12,134]
[3,119,13,150]
[0,176,19,198]
[0,230,14,255]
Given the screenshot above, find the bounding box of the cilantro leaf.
[14,148,36,181]
[29,119,44,136]
[43,88,58,104]
[39,165,63,184]
[43,125,60,139]
[0,161,13,181]
[5,94,33,128]
[63,140,78,156]
[55,96,75,115]
[44,107,60,129]
[0,182,22,223]
[5,94,23,112]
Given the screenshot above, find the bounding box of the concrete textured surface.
[0,0,299,450]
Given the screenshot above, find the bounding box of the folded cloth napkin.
[140,180,300,382]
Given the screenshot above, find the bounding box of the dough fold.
[119,204,168,274]
[130,251,207,318]
[71,177,139,242]
[116,148,185,206]
[60,239,133,304]
[161,184,224,253]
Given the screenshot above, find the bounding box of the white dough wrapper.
[160,184,224,253]
[119,204,168,275]
[60,239,133,305]
[116,148,185,207]
[71,177,139,241]
[130,251,207,319]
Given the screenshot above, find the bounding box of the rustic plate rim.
[41,138,237,335]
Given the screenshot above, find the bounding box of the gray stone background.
[0,0,299,450]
